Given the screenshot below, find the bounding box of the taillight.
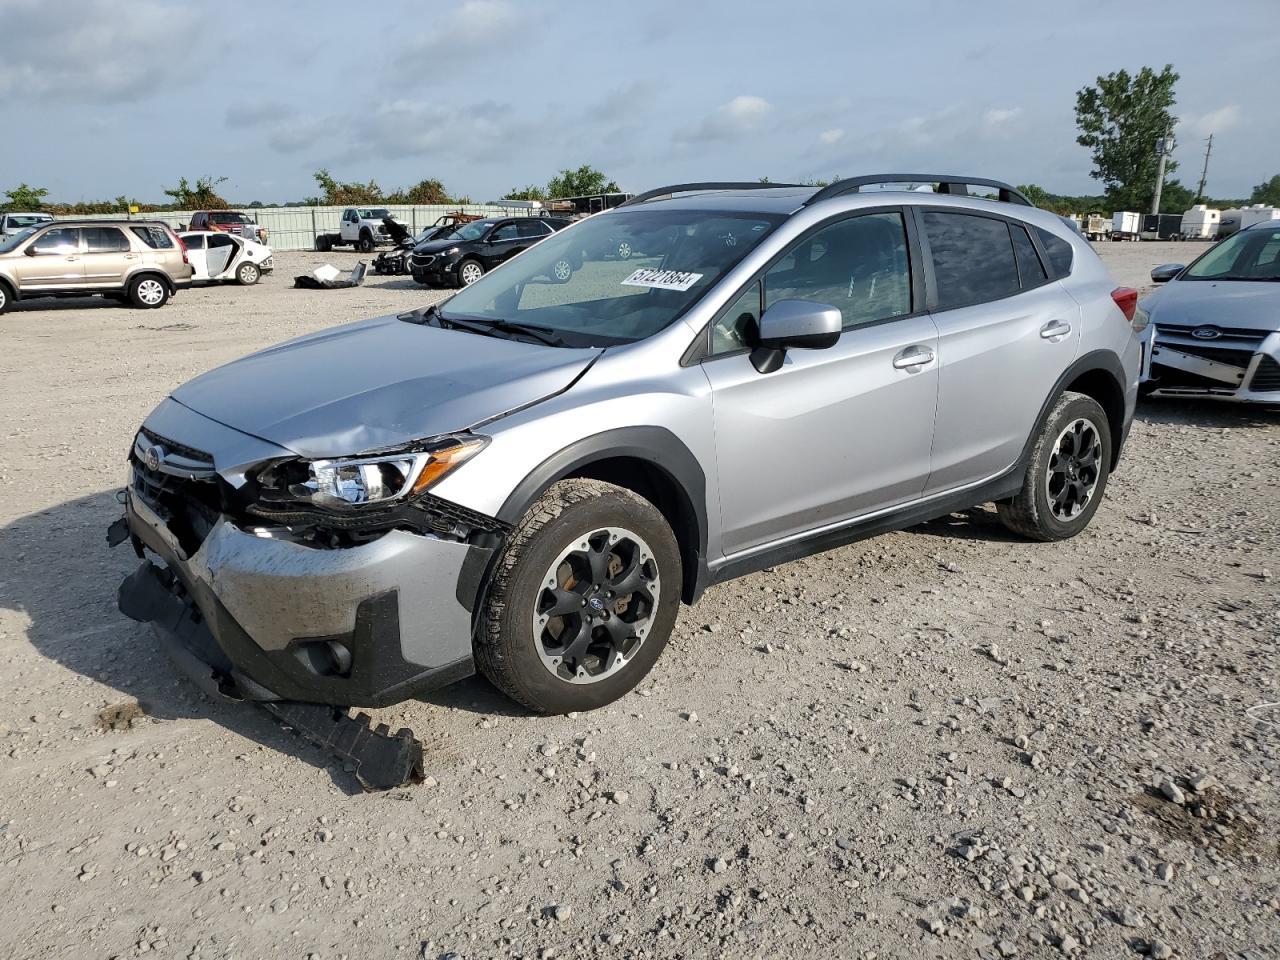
[174,233,189,264]
[1111,287,1138,323]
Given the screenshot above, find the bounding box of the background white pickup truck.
[314,208,402,252]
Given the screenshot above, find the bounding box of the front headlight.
[1132,303,1151,334]
[445,246,460,256]
[268,435,487,509]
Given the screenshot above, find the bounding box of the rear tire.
[128,275,170,309]
[315,235,332,253]
[998,391,1112,542]
[0,282,12,315]
[236,261,260,285]
[476,479,681,714]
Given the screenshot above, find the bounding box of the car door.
[482,220,523,268]
[701,209,940,557]
[917,209,1081,494]
[14,227,83,290]
[205,233,239,278]
[182,233,209,279]
[80,226,133,288]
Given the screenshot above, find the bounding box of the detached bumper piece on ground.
[110,521,425,792]
[293,262,367,290]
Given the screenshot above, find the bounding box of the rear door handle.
[1040,320,1072,340]
[893,345,935,369]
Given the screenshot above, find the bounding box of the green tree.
[545,165,620,199]
[1250,174,1280,206]
[1075,65,1179,212]
[1157,179,1196,214]
[163,176,230,210]
[1017,184,1051,208]
[504,184,547,201]
[387,178,452,204]
[3,182,50,210]
[313,168,383,205]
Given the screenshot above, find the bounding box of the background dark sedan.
[410,216,572,287]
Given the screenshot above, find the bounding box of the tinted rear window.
[131,226,174,249]
[83,227,130,253]
[923,212,1020,310]
[1034,226,1073,276]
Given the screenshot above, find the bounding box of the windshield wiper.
[439,314,566,347]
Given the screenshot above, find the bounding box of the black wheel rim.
[1045,417,1102,520]
[533,526,660,684]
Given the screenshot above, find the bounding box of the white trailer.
[1219,204,1280,238]
[1112,211,1141,241]
[1180,205,1221,240]
[1081,213,1111,241]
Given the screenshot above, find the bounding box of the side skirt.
[697,469,1022,594]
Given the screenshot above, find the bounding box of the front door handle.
[893,345,935,369]
[1040,320,1072,340]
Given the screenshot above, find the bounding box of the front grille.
[1154,322,1268,344]
[411,254,436,269]
[139,428,214,467]
[1250,355,1280,392]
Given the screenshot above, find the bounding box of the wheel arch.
[493,427,708,606]
[1026,350,1130,471]
[0,274,17,302]
[126,267,177,293]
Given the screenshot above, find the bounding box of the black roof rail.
[804,174,1032,207]
[619,181,804,207]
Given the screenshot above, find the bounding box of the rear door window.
[83,227,130,253]
[516,219,552,238]
[923,212,1019,309]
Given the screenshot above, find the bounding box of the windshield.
[441,209,783,346]
[438,221,491,242]
[1183,226,1280,281]
[359,208,391,220]
[210,212,251,224]
[0,228,36,253]
[6,215,51,229]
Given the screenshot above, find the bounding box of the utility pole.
[1195,133,1213,202]
[1151,133,1174,215]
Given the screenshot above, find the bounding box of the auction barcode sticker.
[620,268,704,292]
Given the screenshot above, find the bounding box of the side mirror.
[751,299,841,373]
[1150,263,1184,283]
[25,246,38,256]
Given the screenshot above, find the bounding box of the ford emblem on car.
[143,444,166,471]
[1191,326,1222,340]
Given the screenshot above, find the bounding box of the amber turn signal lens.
[410,439,486,494]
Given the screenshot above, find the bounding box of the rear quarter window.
[1034,226,1074,277]
[923,211,1020,310]
[131,226,174,249]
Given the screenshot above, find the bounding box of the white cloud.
[818,128,846,145]
[397,0,522,66]
[0,0,206,103]
[1179,105,1241,137]
[677,95,774,143]
[983,107,1021,126]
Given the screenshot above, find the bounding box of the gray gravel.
[0,243,1277,959]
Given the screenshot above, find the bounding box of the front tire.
[236,261,261,285]
[0,282,12,315]
[358,232,375,253]
[998,391,1112,541]
[476,479,681,714]
[457,258,485,286]
[128,275,170,309]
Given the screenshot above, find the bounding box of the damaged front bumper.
[1140,324,1280,402]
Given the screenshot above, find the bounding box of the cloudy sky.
[1,0,1275,205]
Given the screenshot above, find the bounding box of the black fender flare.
[1019,349,1131,470]
[457,426,709,616]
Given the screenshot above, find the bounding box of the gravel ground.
[0,242,1277,960]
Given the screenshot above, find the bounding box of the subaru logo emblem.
[1191,326,1222,340]
[142,444,166,472]
[588,596,605,610]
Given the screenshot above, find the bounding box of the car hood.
[1144,280,1280,331]
[414,236,474,255]
[171,314,600,459]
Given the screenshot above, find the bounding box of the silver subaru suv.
[113,175,1141,724]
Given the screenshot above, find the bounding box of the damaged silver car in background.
[1137,222,1280,402]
